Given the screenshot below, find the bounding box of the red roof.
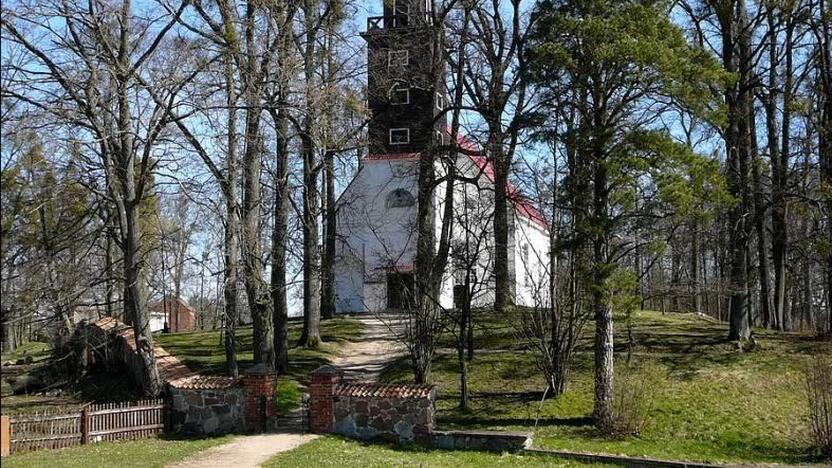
[89,317,196,384]
[169,375,240,390]
[373,263,415,273]
[363,152,420,161]
[334,382,434,399]
[453,130,548,230]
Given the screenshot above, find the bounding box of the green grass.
[157,317,362,413]
[381,310,832,465]
[2,435,231,468]
[1,341,51,364]
[265,436,617,467]
[156,317,362,383]
[275,379,302,415]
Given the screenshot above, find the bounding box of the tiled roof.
[92,316,121,330]
[169,375,240,390]
[334,382,433,399]
[462,147,549,231]
[373,263,415,273]
[363,152,420,161]
[88,317,195,384]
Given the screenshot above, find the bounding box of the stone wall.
[80,318,278,437]
[432,430,531,452]
[309,365,435,443]
[169,377,244,435]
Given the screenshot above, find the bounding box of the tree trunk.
[591,155,614,429]
[750,101,772,329]
[299,0,321,348]
[768,8,790,331]
[117,0,159,396]
[269,0,292,372]
[722,0,753,341]
[222,39,239,377]
[240,1,273,367]
[492,123,514,312]
[692,221,703,314]
[816,0,832,334]
[270,107,290,372]
[105,224,116,318]
[300,128,322,348]
[458,298,470,410]
[321,150,337,319]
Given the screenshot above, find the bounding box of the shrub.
[604,362,661,438]
[805,355,832,459]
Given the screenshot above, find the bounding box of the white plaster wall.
[335,247,365,313]
[335,152,551,314]
[335,158,420,313]
[363,282,387,313]
[449,156,498,309]
[514,215,550,308]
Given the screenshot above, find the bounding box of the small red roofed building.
[149,296,196,333]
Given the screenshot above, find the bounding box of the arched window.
[386,188,415,208]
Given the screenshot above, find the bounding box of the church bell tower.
[362,1,447,156]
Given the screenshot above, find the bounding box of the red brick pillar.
[309,365,340,433]
[1,415,10,457]
[243,364,277,433]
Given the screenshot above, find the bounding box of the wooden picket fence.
[6,399,165,453]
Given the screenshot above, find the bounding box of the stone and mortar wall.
[170,384,244,435]
[310,365,435,443]
[80,318,278,437]
[432,429,531,452]
[168,367,277,436]
[333,391,434,443]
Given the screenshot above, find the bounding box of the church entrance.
[387,272,414,310]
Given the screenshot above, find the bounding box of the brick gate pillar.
[243,364,277,433]
[1,415,9,457]
[309,365,341,433]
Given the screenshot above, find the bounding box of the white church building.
[333,1,549,314]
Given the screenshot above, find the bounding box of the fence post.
[80,406,90,444]
[1,415,9,457]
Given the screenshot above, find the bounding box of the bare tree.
[0,0,200,394]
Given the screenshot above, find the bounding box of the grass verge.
[2,435,231,468]
[264,436,617,467]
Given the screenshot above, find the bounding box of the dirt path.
[167,433,318,468]
[329,315,406,381]
[167,314,404,468]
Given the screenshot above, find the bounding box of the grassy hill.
[380,310,831,465]
[1,317,361,415]
[156,317,362,383]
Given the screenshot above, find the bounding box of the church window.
[389,84,410,105]
[436,93,444,110]
[388,50,409,68]
[386,188,415,208]
[389,128,410,145]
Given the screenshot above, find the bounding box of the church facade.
[334,0,550,314]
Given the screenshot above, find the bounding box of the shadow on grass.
[157,317,363,382]
[442,412,594,429]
